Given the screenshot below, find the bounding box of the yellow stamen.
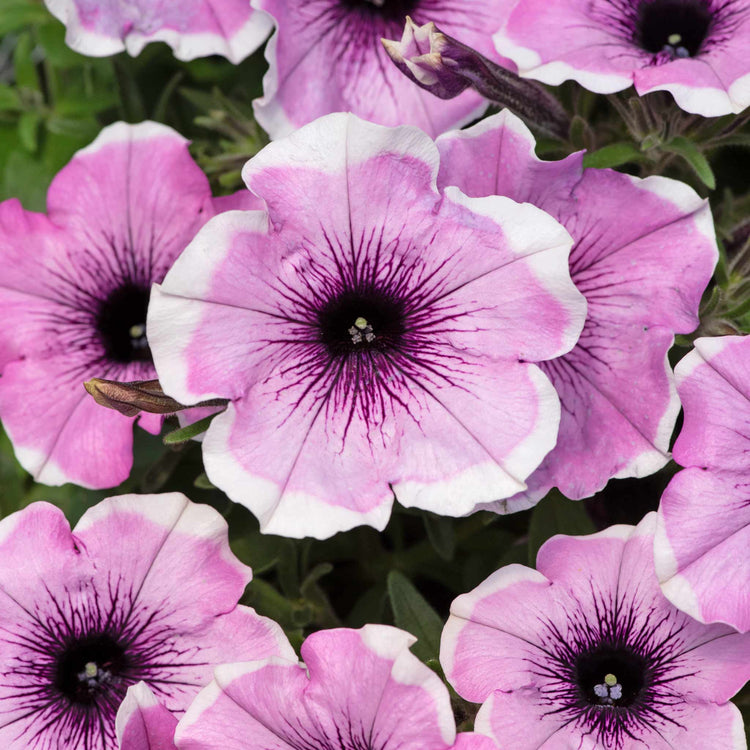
[604,673,617,686]
[354,317,369,330]
[667,33,682,45]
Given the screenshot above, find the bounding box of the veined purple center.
[95,282,152,364]
[53,633,129,706]
[575,646,648,708]
[317,288,406,357]
[339,0,420,22]
[636,0,713,57]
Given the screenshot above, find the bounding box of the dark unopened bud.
[383,17,569,139]
[84,378,186,417]
[84,378,228,418]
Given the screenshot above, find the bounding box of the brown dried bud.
[84,378,190,417]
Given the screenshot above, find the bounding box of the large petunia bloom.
[148,113,587,539]
[251,0,516,138]
[655,335,750,632]
[0,492,294,750]
[492,0,750,116]
[441,513,750,750]
[44,0,273,63]
[175,625,457,749]
[436,110,716,511]
[0,120,261,489]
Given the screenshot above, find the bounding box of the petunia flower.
[492,0,750,116]
[0,492,294,750]
[436,110,717,511]
[116,683,177,750]
[441,513,750,750]
[175,625,458,749]
[251,0,517,138]
[148,112,587,539]
[44,0,273,63]
[655,334,750,632]
[0,120,262,489]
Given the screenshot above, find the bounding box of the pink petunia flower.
[116,683,177,750]
[655,334,750,632]
[436,110,717,511]
[492,0,750,116]
[148,112,587,539]
[0,121,262,489]
[175,625,458,749]
[0,493,293,750]
[44,0,273,63]
[441,513,750,750]
[251,0,516,138]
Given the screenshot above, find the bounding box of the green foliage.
[387,570,444,662]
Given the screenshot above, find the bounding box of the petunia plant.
[0,0,748,747]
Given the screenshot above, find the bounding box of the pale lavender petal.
[438,110,716,504]
[474,690,746,750]
[0,200,69,370]
[45,0,273,62]
[656,469,750,632]
[176,625,455,749]
[451,733,499,750]
[253,0,519,138]
[655,334,750,631]
[672,335,750,472]
[116,682,177,750]
[211,190,266,214]
[47,121,214,285]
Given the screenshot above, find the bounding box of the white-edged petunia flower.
[148,112,587,539]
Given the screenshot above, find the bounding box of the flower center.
[575,646,647,708]
[318,289,406,357]
[636,0,713,58]
[338,0,420,22]
[96,282,152,364]
[53,633,129,706]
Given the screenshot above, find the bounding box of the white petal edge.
[243,113,440,189]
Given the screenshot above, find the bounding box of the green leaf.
[387,570,443,662]
[0,84,22,112]
[36,20,86,67]
[162,412,220,445]
[45,116,100,140]
[13,32,40,92]
[0,3,51,35]
[17,111,40,152]
[1,148,53,210]
[528,490,596,566]
[423,512,456,561]
[582,142,645,169]
[663,136,716,189]
[707,133,750,150]
[151,71,184,122]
